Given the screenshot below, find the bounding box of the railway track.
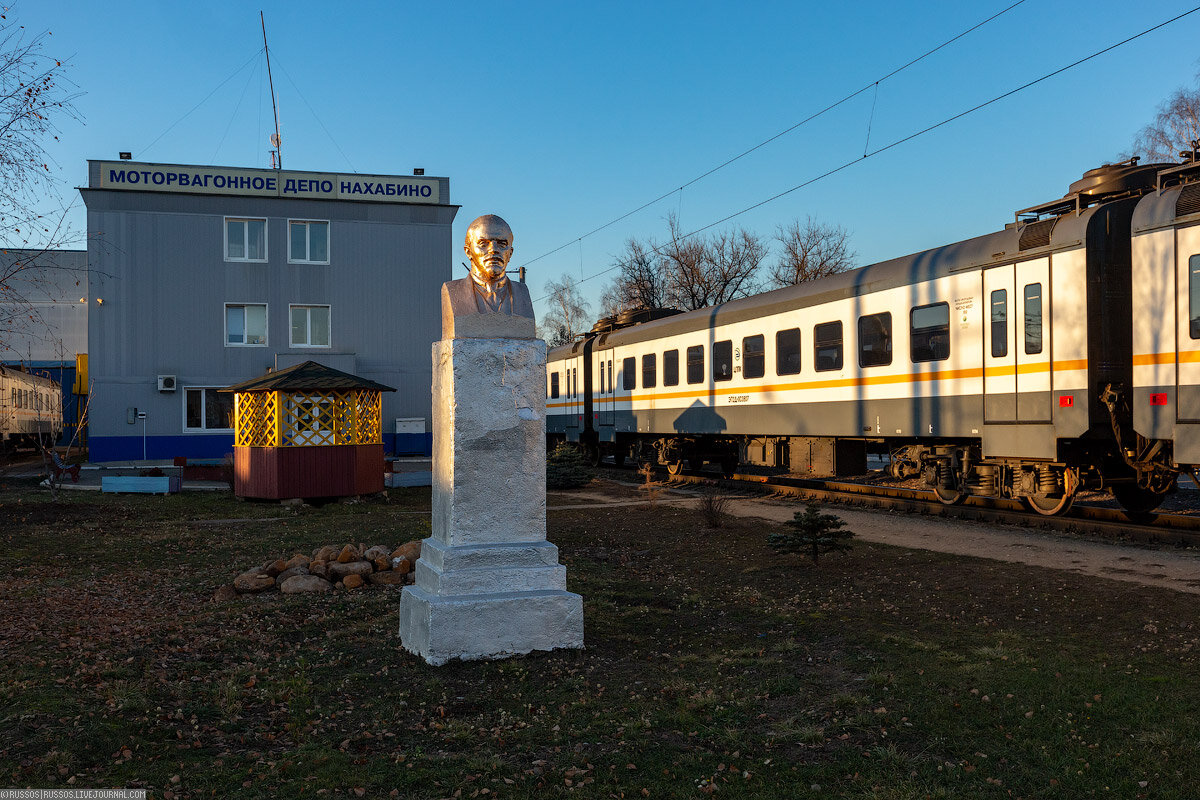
[601,463,1200,548]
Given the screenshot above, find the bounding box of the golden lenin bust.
[441,214,535,339]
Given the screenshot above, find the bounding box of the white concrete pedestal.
[399,336,583,665]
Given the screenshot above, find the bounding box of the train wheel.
[666,459,685,476]
[1112,485,1170,516]
[719,457,737,479]
[931,484,965,505]
[1024,492,1075,516]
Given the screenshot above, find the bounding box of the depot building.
[81,159,458,461]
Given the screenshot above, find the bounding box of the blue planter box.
[102,476,181,495]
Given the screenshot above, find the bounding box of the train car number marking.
[728,395,749,404]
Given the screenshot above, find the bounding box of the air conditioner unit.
[157,375,177,392]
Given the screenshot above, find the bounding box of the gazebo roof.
[222,361,396,394]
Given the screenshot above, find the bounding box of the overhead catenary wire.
[534,4,1200,302]
[518,0,1031,273]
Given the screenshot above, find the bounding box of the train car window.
[858,312,892,368]
[608,360,613,394]
[573,367,578,398]
[550,372,560,399]
[713,340,733,382]
[664,350,680,386]
[643,354,657,388]
[776,328,801,375]
[743,335,765,379]
[599,360,605,394]
[1190,255,1200,338]
[814,322,843,371]
[910,303,950,363]
[687,345,704,384]
[1024,283,1043,354]
[623,357,637,391]
[990,289,1008,357]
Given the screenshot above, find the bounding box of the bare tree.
[769,216,855,288]
[1131,81,1200,163]
[602,214,766,314]
[540,275,592,346]
[0,11,83,355]
[600,236,672,315]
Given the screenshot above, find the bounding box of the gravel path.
[558,488,1200,595]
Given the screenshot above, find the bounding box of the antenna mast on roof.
[261,11,282,170]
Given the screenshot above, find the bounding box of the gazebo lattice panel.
[235,392,279,447]
[235,389,382,448]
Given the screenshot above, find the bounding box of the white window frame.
[224,302,269,347]
[289,304,332,348]
[287,219,331,265]
[182,386,234,433]
[224,217,268,262]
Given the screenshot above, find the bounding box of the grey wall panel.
[84,183,455,447]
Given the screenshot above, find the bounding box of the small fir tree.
[769,503,855,564]
[546,442,591,490]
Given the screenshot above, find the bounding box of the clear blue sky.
[23,0,1200,319]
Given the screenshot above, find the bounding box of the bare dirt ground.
[559,481,1200,595]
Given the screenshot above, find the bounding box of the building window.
[642,353,656,388]
[1024,283,1043,355]
[910,302,950,363]
[1190,255,1200,338]
[713,340,733,382]
[185,387,234,431]
[743,334,765,379]
[289,220,330,264]
[550,372,560,399]
[225,218,267,262]
[622,356,636,391]
[290,305,331,348]
[663,349,679,386]
[858,312,892,368]
[686,345,704,384]
[225,303,267,346]
[814,321,843,372]
[776,328,801,375]
[990,289,1008,358]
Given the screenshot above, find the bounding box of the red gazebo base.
[234,444,385,500]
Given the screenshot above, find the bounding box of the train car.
[547,160,1182,516]
[0,365,64,452]
[1128,154,1200,510]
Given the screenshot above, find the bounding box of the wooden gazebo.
[223,361,395,500]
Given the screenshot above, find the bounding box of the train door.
[1176,225,1200,463]
[595,349,614,430]
[1015,257,1052,423]
[983,266,1016,423]
[568,358,582,434]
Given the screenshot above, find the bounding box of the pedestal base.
[399,585,583,666]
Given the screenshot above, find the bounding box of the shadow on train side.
[672,399,727,434]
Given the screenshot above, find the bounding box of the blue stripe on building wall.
[87,432,432,462]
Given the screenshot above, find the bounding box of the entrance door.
[1015,257,1052,423]
[983,265,1016,423]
